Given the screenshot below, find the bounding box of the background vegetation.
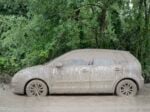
[0,0,149,82]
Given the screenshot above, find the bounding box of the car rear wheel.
[25,80,48,97]
[116,79,138,96]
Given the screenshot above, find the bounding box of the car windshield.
[46,51,91,66]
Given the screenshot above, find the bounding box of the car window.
[93,58,114,66]
[61,59,89,66]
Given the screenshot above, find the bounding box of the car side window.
[61,59,89,66]
[93,58,114,66]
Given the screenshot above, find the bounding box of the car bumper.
[137,76,144,91]
[138,76,144,91]
[11,81,24,94]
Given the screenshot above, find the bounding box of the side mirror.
[55,62,63,68]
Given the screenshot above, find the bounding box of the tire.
[116,79,138,96]
[25,80,48,97]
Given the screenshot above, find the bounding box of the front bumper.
[11,80,25,94]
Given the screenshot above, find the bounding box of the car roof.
[48,49,135,65]
[64,49,130,58]
[69,49,129,54]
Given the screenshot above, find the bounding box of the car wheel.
[116,79,138,96]
[25,80,48,97]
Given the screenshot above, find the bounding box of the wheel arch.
[24,78,49,95]
[114,78,139,94]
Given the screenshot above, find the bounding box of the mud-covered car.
[12,49,144,96]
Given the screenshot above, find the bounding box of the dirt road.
[0,84,150,112]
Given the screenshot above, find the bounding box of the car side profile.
[11,49,144,96]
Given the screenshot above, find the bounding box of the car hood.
[12,65,46,83]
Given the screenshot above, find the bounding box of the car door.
[51,58,91,93]
[90,58,119,93]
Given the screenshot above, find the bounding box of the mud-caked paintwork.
[11,49,144,95]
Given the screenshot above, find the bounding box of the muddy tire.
[26,80,48,97]
[116,79,138,96]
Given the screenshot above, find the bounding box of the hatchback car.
[12,49,144,96]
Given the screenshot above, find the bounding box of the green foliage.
[0,0,150,82]
[0,0,28,16]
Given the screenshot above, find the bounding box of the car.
[11,49,144,97]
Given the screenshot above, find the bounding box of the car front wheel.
[116,79,138,96]
[25,79,48,97]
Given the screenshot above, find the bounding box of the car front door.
[51,59,91,93]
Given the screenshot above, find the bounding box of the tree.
[0,0,149,82]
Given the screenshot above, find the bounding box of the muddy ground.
[0,84,150,112]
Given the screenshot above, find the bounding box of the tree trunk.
[99,8,107,33]
[98,8,107,47]
[74,7,85,48]
[144,0,149,31]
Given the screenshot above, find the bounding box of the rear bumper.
[137,76,144,91]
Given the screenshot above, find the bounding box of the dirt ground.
[0,84,150,112]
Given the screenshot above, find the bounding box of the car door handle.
[115,67,121,71]
[82,68,89,72]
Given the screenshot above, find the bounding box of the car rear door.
[89,58,118,93]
